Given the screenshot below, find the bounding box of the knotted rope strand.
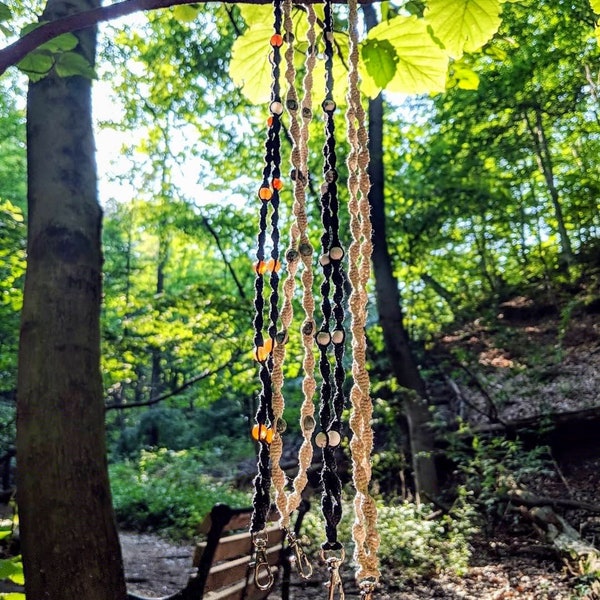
[250,0,284,536]
[345,0,380,586]
[317,0,344,552]
[270,0,318,532]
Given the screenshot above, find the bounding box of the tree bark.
[523,107,574,265]
[16,1,127,598]
[363,3,439,500]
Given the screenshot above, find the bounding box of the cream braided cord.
[345,0,380,586]
[270,0,318,531]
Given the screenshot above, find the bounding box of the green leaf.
[360,15,448,97]
[595,24,600,45]
[0,555,23,585]
[593,0,600,14]
[239,4,275,27]
[17,51,54,81]
[38,32,78,53]
[452,64,480,89]
[361,38,398,92]
[0,594,26,600]
[0,1,11,22]
[54,51,97,79]
[229,23,276,104]
[424,0,502,59]
[173,4,199,22]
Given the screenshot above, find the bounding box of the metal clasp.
[285,529,313,579]
[321,547,345,600]
[251,532,274,591]
[359,577,377,600]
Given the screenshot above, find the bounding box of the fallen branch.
[507,489,600,514]
[517,503,600,572]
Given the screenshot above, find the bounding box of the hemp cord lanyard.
[249,0,284,590]
[345,0,380,595]
[268,0,317,580]
[312,1,348,598]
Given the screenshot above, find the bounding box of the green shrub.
[302,490,476,579]
[109,448,250,538]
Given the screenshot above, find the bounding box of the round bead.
[252,424,274,444]
[258,186,273,201]
[286,98,299,111]
[276,418,287,434]
[315,432,328,448]
[322,99,336,113]
[302,415,316,432]
[332,329,345,345]
[298,242,312,257]
[319,253,330,266]
[283,31,295,43]
[329,246,344,261]
[255,261,269,275]
[272,177,283,191]
[270,33,284,47]
[270,101,284,115]
[316,331,331,346]
[301,107,312,119]
[302,320,315,336]
[325,170,337,183]
[275,329,289,345]
[254,338,273,362]
[286,248,299,263]
[328,430,341,447]
[266,258,281,272]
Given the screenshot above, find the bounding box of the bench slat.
[205,543,282,592]
[203,565,278,600]
[194,523,284,567]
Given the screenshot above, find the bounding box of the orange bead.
[258,186,273,201]
[253,338,274,362]
[252,424,274,444]
[267,116,273,127]
[254,261,268,275]
[266,258,281,273]
[270,33,284,48]
[272,178,283,191]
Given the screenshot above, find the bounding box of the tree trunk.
[523,107,574,265]
[16,1,127,599]
[361,10,439,499]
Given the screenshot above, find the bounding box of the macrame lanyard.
[269,0,317,579]
[346,0,380,594]
[316,1,346,592]
[250,0,284,590]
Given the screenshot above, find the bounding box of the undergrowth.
[109,448,250,538]
[302,489,477,580]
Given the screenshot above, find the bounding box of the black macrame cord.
[250,0,283,536]
[316,0,346,553]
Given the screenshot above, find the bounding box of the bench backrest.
[192,502,308,600]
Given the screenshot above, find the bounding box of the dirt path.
[120,531,195,598]
[120,529,576,599]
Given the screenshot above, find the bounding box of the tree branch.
[104,354,239,410]
[0,0,375,77]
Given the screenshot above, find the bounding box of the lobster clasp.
[286,529,313,579]
[359,577,377,600]
[251,532,275,591]
[321,547,345,600]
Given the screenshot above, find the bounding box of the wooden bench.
[127,500,310,600]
